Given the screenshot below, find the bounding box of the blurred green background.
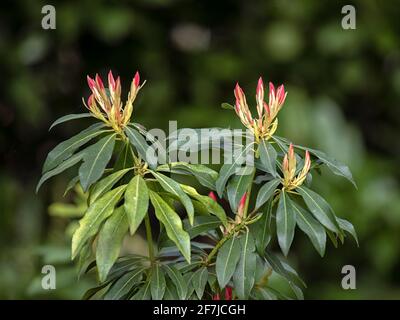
[0,0,399,299]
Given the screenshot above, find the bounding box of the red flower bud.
[225,286,233,300]
[208,191,217,202]
[95,74,104,90]
[134,71,140,87]
[87,75,96,91]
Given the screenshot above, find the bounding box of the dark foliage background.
[0,0,399,299]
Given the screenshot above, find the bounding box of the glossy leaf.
[276,190,296,256]
[79,134,116,191]
[124,175,149,235]
[255,178,280,210]
[36,151,84,192]
[151,171,194,225]
[297,186,341,234]
[292,202,326,257]
[215,143,254,197]
[253,199,274,255]
[337,217,359,246]
[125,126,157,169]
[227,167,255,212]
[150,265,166,300]
[162,265,187,300]
[90,168,132,205]
[104,268,144,300]
[96,206,129,282]
[259,140,278,177]
[49,113,92,131]
[149,191,191,263]
[72,185,127,259]
[216,236,241,288]
[43,123,106,173]
[157,162,218,190]
[192,267,208,299]
[233,231,256,299]
[185,216,221,239]
[180,184,227,227]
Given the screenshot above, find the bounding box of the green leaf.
[49,113,93,131]
[255,178,280,210]
[292,202,326,257]
[306,148,356,188]
[150,265,166,300]
[114,143,135,172]
[253,199,274,255]
[72,185,127,259]
[185,216,221,239]
[259,140,278,177]
[79,134,116,191]
[104,268,144,300]
[215,143,254,197]
[150,171,194,225]
[226,167,255,212]
[192,267,208,299]
[297,186,341,234]
[276,190,296,256]
[96,206,129,282]
[233,231,256,299]
[221,102,235,110]
[63,176,80,196]
[180,184,227,227]
[149,191,191,263]
[90,168,132,205]
[157,162,218,190]
[337,217,358,246]
[162,265,187,300]
[164,279,179,300]
[43,123,106,173]
[125,126,157,169]
[36,151,84,193]
[216,236,241,288]
[124,175,149,235]
[130,279,151,300]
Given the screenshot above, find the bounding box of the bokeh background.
[1,0,399,299]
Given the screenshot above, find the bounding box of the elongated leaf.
[164,279,179,300]
[185,216,221,239]
[96,207,129,282]
[233,231,256,299]
[292,202,326,257]
[49,113,93,131]
[157,162,218,190]
[151,171,194,225]
[162,265,187,300]
[149,191,190,263]
[192,267,208,299]
[297,186,341,233]
[104,268,145,300]
[180,185,227,227]
[259,140,278,177]
[215,143,254,197]
[79,134,116,191]
[216,236,241,288]
[253,199,274,255]
[125,126,157,169]
[337,217,358,246]
[276,190,296,256]
[227,167,254,212]
[131,279,151,300]
[114,143,135,172]
[255,178,280,210]
[124,175,149,235]
[90,168,132,205]
[43,123,106,173]
[150,265,166,300]
[36,151,84,192]
[72,185,127,259]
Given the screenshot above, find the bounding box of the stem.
[144,214,155,263]
[205,222,245,265]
